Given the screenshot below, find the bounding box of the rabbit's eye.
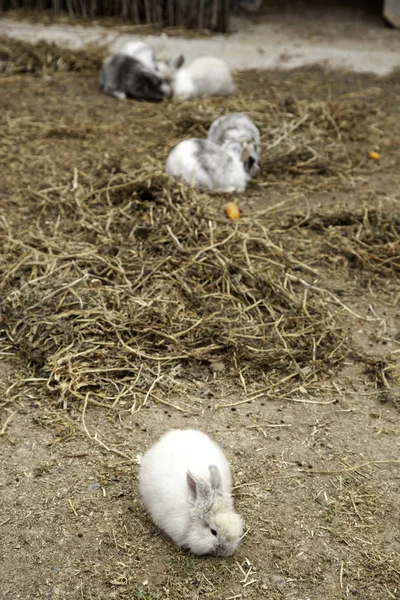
[210,528,217,536]
[247,156,256,169]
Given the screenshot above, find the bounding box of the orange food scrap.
[225,201,240,220]
[369,151,381,160]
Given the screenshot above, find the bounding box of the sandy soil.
[0,40,400,600]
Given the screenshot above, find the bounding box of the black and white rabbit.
[208,113,261,178]
[139,429,243,556]
[100,41,171,101]
[166,138,252,192]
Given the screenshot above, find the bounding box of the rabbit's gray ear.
[187,470,210,502]
[187,471,199,501]
[175,54,185,69]
[209,465,223,495]
[240,143,251,163]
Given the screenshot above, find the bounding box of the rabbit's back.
[166,139,247,192]
[141,429,232,489]
[174,57,234,98]
[139,434,190,542]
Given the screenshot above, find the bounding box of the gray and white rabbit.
[172,56,234,99]
[100,41,170,101]
[139,429,243,556]
[165,138,251,192]
[208,113,261,178]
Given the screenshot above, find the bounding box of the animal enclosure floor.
[0,41,400,600]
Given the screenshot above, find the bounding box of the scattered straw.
[81,393,133,460]
[0,38,399,414]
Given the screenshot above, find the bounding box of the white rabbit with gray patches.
[139,429,243,557]
[208,113,261,178]
[166,138,250,193]
[172,56,234,99]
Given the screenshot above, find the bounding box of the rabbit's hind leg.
[112,90,127,100]
[102,85,127,100]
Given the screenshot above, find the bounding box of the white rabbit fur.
[208,112,261,178]
[172,56,234,99]
[139,429,243,556]
[165,138,250,193]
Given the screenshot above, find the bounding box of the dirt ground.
[0,39,400,600]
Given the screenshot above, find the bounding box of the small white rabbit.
[208,113,261,178]
[165,138,251,192]
[172,56,235,99]
[139,429,243,556]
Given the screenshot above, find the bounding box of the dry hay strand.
[0,166,351,411]
[0,36,104,75]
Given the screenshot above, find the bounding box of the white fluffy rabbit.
[139,429,243,556]
[172,56,235,99]
[208,112,261,178]
[165,138,251,192]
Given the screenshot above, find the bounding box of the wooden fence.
[0,0,231,31]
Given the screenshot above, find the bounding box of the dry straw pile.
[0,36,103,74]
[1,168,350,412]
